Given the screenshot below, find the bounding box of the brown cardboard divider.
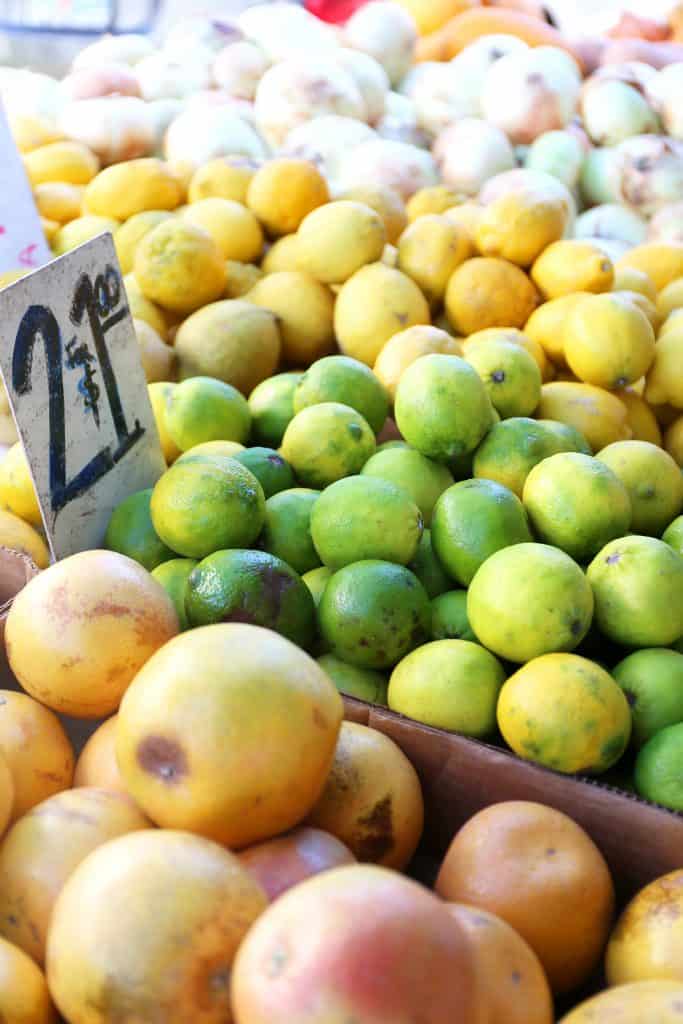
[343,696,683,901]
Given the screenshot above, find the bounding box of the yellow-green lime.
[104,488,174,571]
[431,478,532,586]
[388,639,505,737]
[596,440,683,536]
[310,475,423,570]
[151,558,197,631]
[394,354,493,462]
[613,648,683,749]
[467,543,594,662]
[472,417,558,497]
[663,515,683,556]
[465,339,542,419]
[430,590,476,642]
[186,548,315,649]
[232,447,295,498]
[635,722,683,810]
[280,402,376,489]
[318,560,431,670]
[522,452,632,563]
[587,535,683,647]
[176,440,245,464]
[150,458,265,558]
[165,376,251,451]
[536,419,592,455]
[360,446,453,526]
[294,355,389,435]
[302,566,332,606]
[317,654,388,705]
[260,488,321,575]
[407,530,451,599]
[248,371,303,448]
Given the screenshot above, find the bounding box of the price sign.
[0,101,51,275]
[0,233,166,560]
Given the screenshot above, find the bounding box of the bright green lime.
[360,446,453,526]
[261,488,321,575]
[472,417,558,498]
[431,590,476,642]
[613,648,683,748]
[537,419,592,455]
[635,722,683,810]
[294,355,389,435]
[232,447,295,498]
[105,488,174,570]
[151,558,197,631]
[408,530,451,599]
[663,515,683,557]
[166,376,251,450]
[249,371,303,448]
[317,653,388,705]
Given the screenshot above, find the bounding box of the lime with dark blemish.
[186,549,315,649]
[613,648,683,749]
[151,558,197,631]
[293,355,390,435]
[318,560,431,670]
[430,590,476,642]
[248,371,303,449]
[105,489,175,571]
[232,447,295,498]
[280,402,376,489]
[635,722,683,811]
[360,446,453,526]
[260,488,321,575]
[407,530,451,599]
[317,653,388,705]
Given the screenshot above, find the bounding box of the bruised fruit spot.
[347,423,362,441]
[267,454,284,466]
[260,567,294,617]
[224,608,256,624]
[137,735,188,784]
[546,848,556,857]
[354,795,394,862]
[570,619,583,636]
[606,552,621,564]
[312,707,327,730]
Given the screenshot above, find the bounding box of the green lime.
[536,419,592,455]
[151,558,197,630]
[302,565,332,607]
[388,639,505,737]
[166,376,251,451]
[105,488,174,570]
[522,452,632,563]
[376,440,410,453]
[431,478,532,586]
[635,722,683,810]
[319,560,431,670]
[248,371,303,448]
[186,548,315,649]
[310,475,423,569]
[151,459,265,558]
[176,441,245,465]
[260,488,321,575]
[408,530,451,599]
[281,402,376,489]
[613,648,683,748]
[465,340,542,419]
[394,354,493,461]
[587,536,683,648]
[472,417,558,497]
[360,446,453,526]
[596,440,683,537]
[663,515,683,556]
[294,355,389,435]
[317,653,388,705]
[232,447,295,498]
[430,590,476,642]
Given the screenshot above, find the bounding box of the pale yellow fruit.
[464,327,553,384]
[261,235,302,273]
[182,198,264,263]
[395,0,472,34]
[445,257,538,336]
[564,293,656,390]
[32,183,83,224]
[0,413,18,446]
[133,318,176,384]
[0,935,54,1024]
[297,201,386,284]
[559,982,683,1023]
[224,261,263,299]
[475,190,568,267]
[444,202,483,246]
[531,241,614,299]
[23,141,99,186]
[123,273,170,340]
[335,263,430,366]
[0,508,49,569]
[188,156,260,205]
[339,184,408,245]
[661,309,683,337]
[658,277,683,320]
[373,325,463,401]
[148,382,181,465]
[613,266,657,303]
[537,382,631,451]
[616,243,683,292]
[382,243,398,267]
[246,272,335,365]
[10,114,63,153]
[41,218,60,244]
[134,220,226,315]
[398,215,471,305]
[614,290,661,333]
[524,293,591,369]
[83,159,182,221]
[0,443,41,527]
[665,415,683,466]
[645,331,683,409]
[616,388,663,446]
[52,216,121,256]
[406,186,464,221]
[247,158,329,237]
[114,211,174,275]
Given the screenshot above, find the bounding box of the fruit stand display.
[0,0,683,1020]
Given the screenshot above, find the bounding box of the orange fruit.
[0,691,73,822]
[73,716,127,794]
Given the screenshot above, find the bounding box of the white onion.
[337,137,438,199]
[212,41,271,101]
[282,116,376,192]
[58,96,154,164]
[344,1,417,87]
[433,118,515,196]
[164,106,268,171]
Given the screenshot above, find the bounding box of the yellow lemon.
[536,381,631,451]
[406,186,464,221]
[443,201,483,246]
[613,266,658,302]
[0,508,49,569]
[658,277,683,320]
[114,211,174,275]
[616,388,663,446]
[398,215,471,305]
[665,415,683,466]
[32,182,83,224]
[335,263,431,366]
[224,261,263,299]
[41,218,60,244]
[464,326,553,383]
[247,158,329,237]
[617,243,683,292]
[181,198,264,263]
[123,273,170,340]
[373,325,463,401]
[559,981,683,1024]
[260,235,302,273]
[0,936,54,1024]
[614,289,661,331]
[564,293,656,390]
[246,271,335,365]
[148,382,181,465]
[134,220,226,316]
[9,113,63,152]
[297,201,386,285]
[475,189,568,268]
[524,293,593,369]
[23,141,99,186]
[531,240,614,299]
[394,0,473,34]
[83,159,182,221]
[0,444,41,528]
[133,318,176,384]
[645,330,683,409]
[445,257,538,335]
[188,156,260,205]
[52,215,121,256]
[338,184,407,245]
[660,309,683,337]
[0,270,29,289]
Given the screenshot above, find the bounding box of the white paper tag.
[0,101,52,276]
[0,233,166,560]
